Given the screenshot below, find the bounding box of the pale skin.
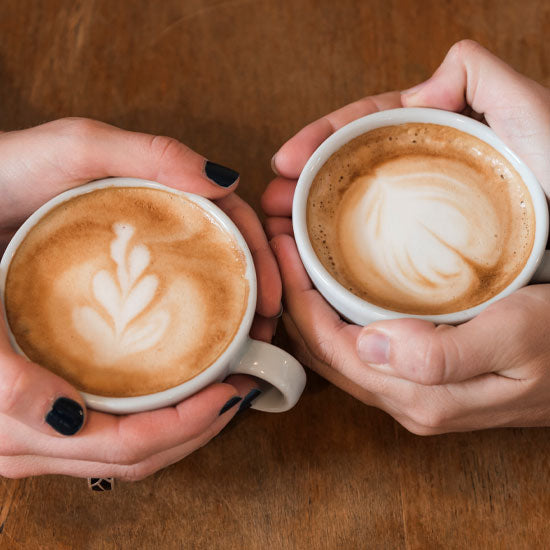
[263,40,550,434]
[0,118,282,479]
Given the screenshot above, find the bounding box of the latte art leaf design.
[73,224,170,364]
[341,167,502,304]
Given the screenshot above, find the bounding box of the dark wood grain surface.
[1,1,550,548]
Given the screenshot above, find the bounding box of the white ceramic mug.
[0,178,306,414]
[293,108,550,326]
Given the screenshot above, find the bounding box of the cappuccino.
[5,187,249,397]
[307,123,535,314]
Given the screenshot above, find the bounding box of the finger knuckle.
[54,116,101,135]
[119,461,156,482]
[149,135,189,171]
[113,447,143,466]
[416,335,448,386]
[109,438,146,467]
[105,422,152,465]
[449,39,483,62]
[400,420,440,437]
[55,117,104,171]
[409,405,448,433]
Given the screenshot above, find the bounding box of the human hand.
[0,118,275,479]
[0,117,281,341]
[263,40,550,433]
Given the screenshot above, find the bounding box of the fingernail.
[401,80,429,96]
[238,389,262,412]
[271,153,280,175]
[218,396,242,416]
[45,397,85,436]
[205,161,240,188]
[357,331,390,365]
[271,304,284,320]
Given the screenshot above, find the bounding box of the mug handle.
[230,338,306,412]
[532,250,550,283]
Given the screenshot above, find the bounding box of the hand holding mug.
[263,40,550,433]
[0,118,282,480]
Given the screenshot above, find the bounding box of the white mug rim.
[0,178,258,412]
[292,107,550,325]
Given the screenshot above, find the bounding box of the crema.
[5,187,249,396]
[307,123,535,314]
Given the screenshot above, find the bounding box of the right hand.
[0,118,267,480]
[264,40,550,434]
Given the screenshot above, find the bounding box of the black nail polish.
[45,397,84,436]
[205,161,239,188]
[218,396,242,416]
[238,389,262,413]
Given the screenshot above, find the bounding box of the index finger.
[0,119,241,228]
[272,92,403,179]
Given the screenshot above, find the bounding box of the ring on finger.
[87,477,115,492]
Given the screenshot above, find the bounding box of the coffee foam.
[5,188,249,397]
[307,123,535,314]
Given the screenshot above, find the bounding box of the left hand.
[262,42,550,433]
[0,117,281,341]
[0,117,278,481]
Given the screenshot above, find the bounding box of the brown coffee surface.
[307,123,535,314]
[5,187,249,397]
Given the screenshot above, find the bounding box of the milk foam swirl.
[5,188,249,397]
[307,123,535,314]
[339,164,501,306]
[73,223,170,364]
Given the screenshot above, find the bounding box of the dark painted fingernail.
[45,397,84,436]
[238,389,262,412]
[218,396,242,416]
[205,161,239,188]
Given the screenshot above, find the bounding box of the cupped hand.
[263,40,550,433]
[0,117,281,341]
[0,118,277,479]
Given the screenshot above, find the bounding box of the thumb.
[401,39,544,117]
[0,319,87,436]
[401,39,550,194]
[356,315,504,386]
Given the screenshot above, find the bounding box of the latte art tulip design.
[5,187,249,397]
[73,223,170,364]
[339,167,502,307]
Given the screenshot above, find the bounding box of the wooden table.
[1,1,550,548]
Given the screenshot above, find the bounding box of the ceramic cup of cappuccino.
[293,108,550,326]
[0,178,306,414]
